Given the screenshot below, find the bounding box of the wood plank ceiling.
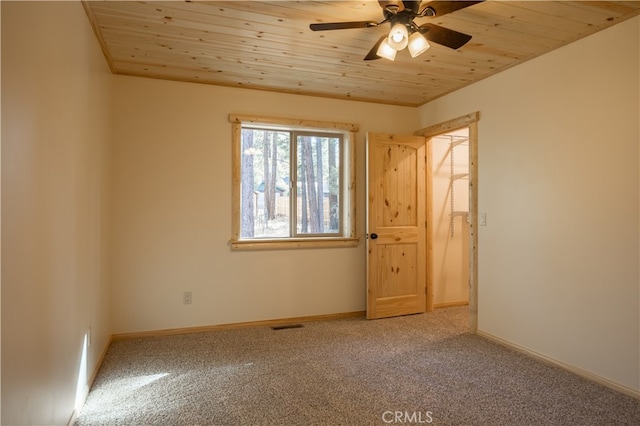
[84,1,640,107]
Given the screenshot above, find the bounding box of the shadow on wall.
[431,128,469,307]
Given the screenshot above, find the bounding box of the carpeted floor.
[76,307,639,425]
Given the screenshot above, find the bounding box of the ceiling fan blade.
[402,1,422,14]
[364,36,387,61]
[421,1,483,17]
[310,21,378,31]
[418,23,472,49]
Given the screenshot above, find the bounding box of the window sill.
[230,237,360,251]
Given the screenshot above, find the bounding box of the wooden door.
[366,133,427,319]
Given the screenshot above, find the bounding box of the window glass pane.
[296,135,341,235]
[240,129,290,238]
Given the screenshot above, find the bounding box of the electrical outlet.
[183,291,192,305]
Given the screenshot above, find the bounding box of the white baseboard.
[477,330,640,400]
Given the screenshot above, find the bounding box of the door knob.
[370,233,378,240]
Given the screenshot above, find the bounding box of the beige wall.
[109,76,421,334]
[419,16,640,392]
[1,2,112,424]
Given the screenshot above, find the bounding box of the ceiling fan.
[310,1,483,61]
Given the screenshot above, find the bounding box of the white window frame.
[229,114,359,251]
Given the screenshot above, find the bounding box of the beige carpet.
[76,307,639,425]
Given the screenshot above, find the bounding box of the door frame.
[414,112,479,333]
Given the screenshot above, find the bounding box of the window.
[230,114,358,250]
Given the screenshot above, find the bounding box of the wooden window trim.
[229,114,359,251]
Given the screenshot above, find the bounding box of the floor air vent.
[270,324,304,330]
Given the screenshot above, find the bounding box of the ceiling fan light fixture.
[387,22,408,50]
[376,39,397,61]
[408,31,431,57]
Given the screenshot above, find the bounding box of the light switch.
[479,213,487,226]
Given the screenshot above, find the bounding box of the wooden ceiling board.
[83,1,640,107]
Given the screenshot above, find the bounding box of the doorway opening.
[431,128,470,309]
[414,112,479,332]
